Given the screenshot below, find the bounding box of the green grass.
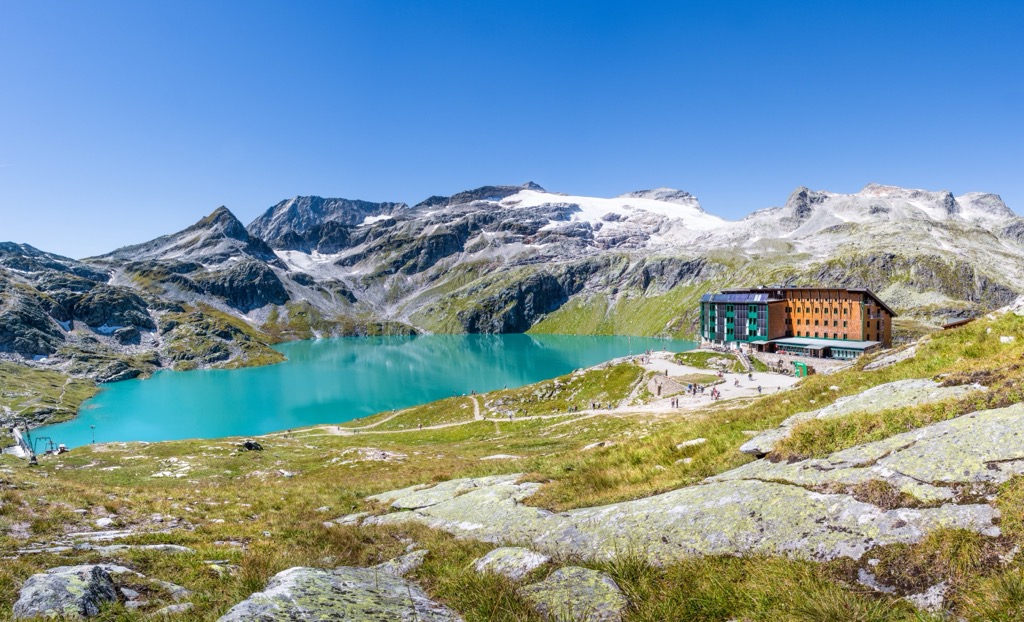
[161,304,286,370]
[5,311,1024,619]
[528,282,709,339]
[0,362,97,425]
[343,397,478,431]
[481,363,644,417]
[673,373,720,385]
[674,350,745,372]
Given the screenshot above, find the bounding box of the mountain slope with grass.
[5,301,1024,619]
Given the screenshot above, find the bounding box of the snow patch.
[359,214,391,227]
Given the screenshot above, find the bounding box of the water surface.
[39,334,693,448]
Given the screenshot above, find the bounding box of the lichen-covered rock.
[365,473,997,563]
[13,564,117,619]
[519,566,628,622]
[724,400,1024,499]
[740,379,982,456]
[377,550,428,577]
[367,473,522,510]
[863,345,919,370]
[473,547,550,581]
[217,565,462,621]
[904,581,949,612]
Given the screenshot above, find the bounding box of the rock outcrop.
[13,565,117,619]
[217,564,462,621]
[519,566,628,622]
[361,400,1024,564]
[194,260,290,312]
[740,379,983,456]
[718,400,1024,500]
[0,290,66,356]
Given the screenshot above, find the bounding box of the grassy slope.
[4,314,1024,619]
[0,363,97,442]
[161,304,286,371]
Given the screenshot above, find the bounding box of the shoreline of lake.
[36,334,695,448]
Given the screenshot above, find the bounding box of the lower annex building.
[698,286,895,359]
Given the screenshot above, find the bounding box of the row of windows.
[789,319,849,327]
[789,331,846,339]
[786,306,850,315]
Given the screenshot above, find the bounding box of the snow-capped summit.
[499,187,722,233]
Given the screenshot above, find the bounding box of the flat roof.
[721,286,898,317]
[769,337,881,351]
[700,293,770,304]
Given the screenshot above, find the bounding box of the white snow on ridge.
[499,189,728,231]
[359,214,391,227]
[275,250,344,271]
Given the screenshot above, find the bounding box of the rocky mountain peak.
[247,196,408,252]
[618,188,702,210]
[92,205,277,267]
[193,206,249,241]
[958,192,1016,220]
[784,186,828,220]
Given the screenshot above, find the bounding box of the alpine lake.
[38,334,695,448]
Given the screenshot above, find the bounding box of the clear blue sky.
[1,1,1021,258]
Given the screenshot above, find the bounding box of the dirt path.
[291,351,800,439]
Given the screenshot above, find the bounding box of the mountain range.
[0,181,1020,389]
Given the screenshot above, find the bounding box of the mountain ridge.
[0,181,1021,401]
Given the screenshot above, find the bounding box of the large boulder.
[519,566,628,622]
[217,565,462,621]
[13,565,117,619]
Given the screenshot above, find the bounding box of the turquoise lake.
[38,334,694,448]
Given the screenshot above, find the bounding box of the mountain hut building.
[698,287,895,359]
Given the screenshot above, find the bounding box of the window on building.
[843,308,847,315]
[833,333,838,339]
[843,320,847,327]
[833,320,838,327]
[814,332,819,338]
[833,308,838,314]
[814,319,819,326]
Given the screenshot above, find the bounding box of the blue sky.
[1,1,1021,258]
